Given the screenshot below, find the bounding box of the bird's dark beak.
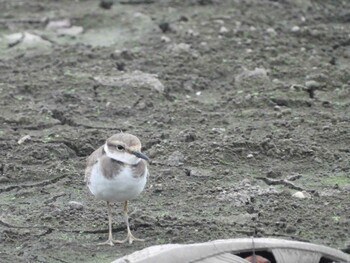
[132,151,150,162]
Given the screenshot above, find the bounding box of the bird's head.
[104,133,149,165]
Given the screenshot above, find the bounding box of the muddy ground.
[0,0,350,262]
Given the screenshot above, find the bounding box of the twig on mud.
[256,177,304,191]
[0,218,125,234]
[0,174,67,193]
[0,18,48,24]
[287,174,302,181]
[0,218,50,230]
[43,193,66,205]
[119,0,155,4]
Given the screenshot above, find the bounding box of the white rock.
[291,26,300,32]
[188,168,212,177]
[161,35,171,43]
[236,67,268,81]
[186,29,199,37]
[5,32,52,48]
[250,26,256,31]
[168,43,199,58]
[247,153,254,158]
[266,27,277,35]
[57,26,83,36]
[292,191,311,199]
[212,127,226,133]
[46,19,71,30]
[305,80,321,89]
[18,135,31,144]
[214,19,225,25]
[219,26,229,34]
[68,201,84,210]
[169,42,190,53]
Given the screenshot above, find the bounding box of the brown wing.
[84,145,104,184]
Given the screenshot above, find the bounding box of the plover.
[85,133,149,246]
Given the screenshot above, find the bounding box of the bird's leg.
[113,200,144,244]
[98,201,114,246]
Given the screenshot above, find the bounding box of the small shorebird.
[85,133,149,246]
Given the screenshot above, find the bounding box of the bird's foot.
[98,238,115,246]
[113,232,144,244]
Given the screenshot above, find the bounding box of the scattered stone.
[241,179,251,187]
[18,135,31,144]
[57,26,83,37]
[167,151,185,166]
[291,26,300,32]
[292,191,311,199]
[211,127,226,134]
[304,80,323,98]
[112,49,135,60]
[161,35,171,43]
[169,42,190,53]
[247,153,254,158]
[305,80,322,89]
[214,19,225,25]
[5,32,52,48]
[167,43,200,58]
[46,19,71,30]
[68,201,84,210]
[266,27,277,36]
[93,71,165,92]
[267,170,282,178]
[219,26,229,34]
[186,29,199,37]
[274,105,281,111]
[187,167,212,177]
[290,84,304,91]
[178,130,197,142]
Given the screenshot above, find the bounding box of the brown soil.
[1,0,349,262]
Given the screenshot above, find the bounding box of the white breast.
[88,161,147,202]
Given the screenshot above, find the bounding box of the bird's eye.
[116,145,124,151]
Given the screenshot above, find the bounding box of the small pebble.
[219,26,229,34]
[292,191,311,199]
[266,27,277,35]
[18,135,31,144]
[161,35,171,43]
[68,201,84,210]
[291,26,300,32]
[305,80,321,89]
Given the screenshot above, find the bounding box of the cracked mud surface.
[0,0,350,262]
